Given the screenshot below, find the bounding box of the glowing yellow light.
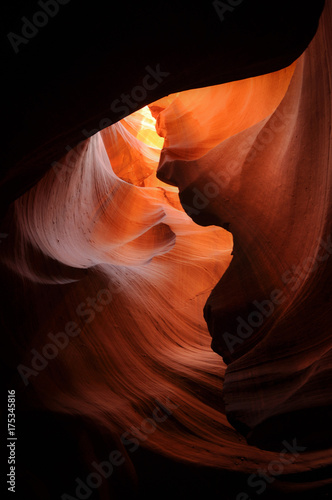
[128,105,165,149]
[116,105,178,193]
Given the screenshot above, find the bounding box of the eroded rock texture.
[156,0,332,479]
[1,1,331,499]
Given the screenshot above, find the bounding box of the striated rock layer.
[1,2,331,498]
[156,0,332,484]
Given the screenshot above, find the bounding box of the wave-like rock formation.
[1,1,331,499]
[156,0,332,487]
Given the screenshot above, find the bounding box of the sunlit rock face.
[1,2,331,498]
[3,105,238,465]
[156,0,332,461]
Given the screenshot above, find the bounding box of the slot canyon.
[1,1,332,499]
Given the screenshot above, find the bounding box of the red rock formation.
[1,2,331,498]
[156,0,332,485]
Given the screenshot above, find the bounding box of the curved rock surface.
[1,1,331,498]
[156,0,332,480]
